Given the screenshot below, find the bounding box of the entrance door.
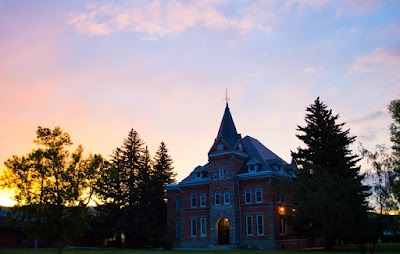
[218,218,230,244]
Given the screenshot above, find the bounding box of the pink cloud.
[67,1,263,37]
[351,45,400,73]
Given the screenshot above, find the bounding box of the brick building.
[166,103,303,249]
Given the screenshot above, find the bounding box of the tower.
[207,102,248,246]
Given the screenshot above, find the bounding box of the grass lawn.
[0,244,399,254]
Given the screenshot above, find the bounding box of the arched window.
[224,190,230,204]
[176,196,181,210]
[255,188,262,203]
[215,191,221,205]
[191,194,197,208]
[245,189,252,204]
[200,193,206,207]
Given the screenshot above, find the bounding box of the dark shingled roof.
[217,104,240,148]
[239,136,295,177]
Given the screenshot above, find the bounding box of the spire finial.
[225,88,230,106]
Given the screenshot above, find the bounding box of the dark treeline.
[92,129,176,248]
[0,128,176,254]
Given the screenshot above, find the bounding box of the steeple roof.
[217,103,240,148]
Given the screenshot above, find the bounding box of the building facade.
[167,103,300,249]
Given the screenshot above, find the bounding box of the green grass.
[0,244,399,254]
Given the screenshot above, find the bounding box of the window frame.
[200,217,207,237]
[245,189,252,204]
[224,190,230,205]
[191,218,197,237]
[191,194,197,208]
[215,191,221,205]
[200,193,206,207]
[255,188,262,203]
[256,215,264,236]
[246,215,253,236]
[280,217,287,235]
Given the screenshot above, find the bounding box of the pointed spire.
[225,88,230,106]
[217,103,239,148]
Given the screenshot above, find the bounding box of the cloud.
[348,110,386,124]
[285,0,385,14]
[67,1,259,37]
[304,66,318,73]
[350,45,400,73]
[67,0,388,38]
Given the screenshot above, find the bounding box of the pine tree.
[291,98,370,251]
[389,98,400,157]
[151,142,176,246]
[95,129,145,247]
[135,146,154,244]
[388,98,400,203]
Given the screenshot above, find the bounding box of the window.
[191,218,197,237]
[219,167,224,179]
[246,215,253,236]
[248,164,258,172]
[214,173,217,180]
[191,194,197,208]
[224,190,230,205]
[195,172,201,178]
[176,219,182,237]
[215,191,221,205]
[245,189,252,204]
[280,217,287,235]
[217,143,223,150]
[200,193,206,207]
[256,215,264,235]
[176,196,181,210]
[226,171,230,179]
[200,217,207,237]
[255,188,262,203]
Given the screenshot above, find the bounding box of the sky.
[1,0,399,206]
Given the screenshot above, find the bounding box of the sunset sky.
[1,0,399,206]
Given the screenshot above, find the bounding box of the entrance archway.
[217,218,230,244]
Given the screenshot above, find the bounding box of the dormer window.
[217,143,223,151]
[195,172,202,179]
[247,159,259,173]
[249,165,256,172]
[238,143,243,151]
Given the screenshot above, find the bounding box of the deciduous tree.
[1,126,106,254]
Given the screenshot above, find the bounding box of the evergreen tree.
[151,142,176,246]
[389,98,400,157]
[389,98,400,202]
[291,98,370,251]
[135,146,154,244]
[95,129,146,247]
